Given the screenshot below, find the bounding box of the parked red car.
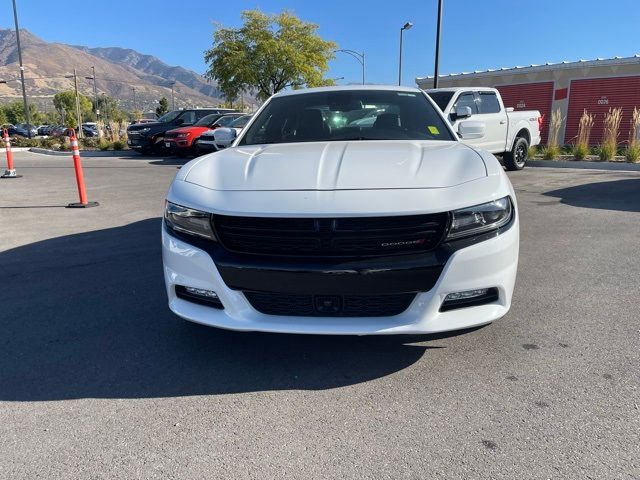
[163,113,242,156]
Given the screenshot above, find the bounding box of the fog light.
[185,286,218,298]
[440,287,499,312]
[175,285,223,309]
[444,289,489,301]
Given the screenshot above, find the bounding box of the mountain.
[73,46,222,99]
[0,29,226,113]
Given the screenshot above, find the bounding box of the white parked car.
[162,85,519,335]
[211,114,252,149]
[426,87,542,170]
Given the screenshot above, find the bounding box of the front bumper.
[196,139,218,152]
[127,134,164,150]
[161,215,519,335]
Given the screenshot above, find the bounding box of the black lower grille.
[244,291,416,317]
[212,213,449,257]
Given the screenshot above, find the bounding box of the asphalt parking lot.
[1,152,639,479]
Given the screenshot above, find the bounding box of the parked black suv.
[127,108,236,154]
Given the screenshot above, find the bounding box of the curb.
[28,148,139,157]
[9,147,31,152]
[527,159,640,172]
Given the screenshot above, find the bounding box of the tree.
[2,101,42,125]
[205,10,337,101]
[53,91,93,127]
[94,95,126,123]
[156,97,169,117]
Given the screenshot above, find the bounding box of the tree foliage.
[156,97,169,117]
[95,95,126,123]
[1,101,43,125]
[205,10,337,101]
[53,91,93,127]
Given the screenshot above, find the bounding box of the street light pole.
[11,0,31,138]
[433,0,443,88]
[398,22,413,86]
[170,82,175,110]
[335,50,366,85]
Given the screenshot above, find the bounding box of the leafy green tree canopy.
[2,101,42,125]
[53,91,93,127]
[156,97,169,117]
[205,10,337,101]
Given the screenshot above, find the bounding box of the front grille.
[212,213,449,257]
[244,291,416,317]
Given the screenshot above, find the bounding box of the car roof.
[272,84,424,98]
[425,87,497,93]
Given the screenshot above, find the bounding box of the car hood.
[166,126,208,135]
[183,140,487,191]
[128,121,165,131]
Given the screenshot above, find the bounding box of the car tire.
[503,137,529,171]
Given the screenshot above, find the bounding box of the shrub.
[39,137,59,149]
[80,138,100,149]
[626,144,640,163]
[528,145,538,158]
[626,107,640,163]
[543,108,564,160]
[112,140,126,150]
[543,144,561,160]
[574,109,594,160]
[98,139,111,151]
[600,107,622,161]
[8,137,41,148]
[573,143,589,160]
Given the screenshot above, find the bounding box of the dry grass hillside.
[0,29,224,112]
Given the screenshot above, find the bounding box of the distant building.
[416,56,640,145]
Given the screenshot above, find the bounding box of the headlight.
[176,132,190,138]
[446,196,513,240]
[138,127,151,134]
[164,201,216,240]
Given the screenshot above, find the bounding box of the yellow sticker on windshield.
[428,126,440,135]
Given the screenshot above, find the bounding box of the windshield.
[230,115,252,128]
[239,90,454,146]
[157,110,182,123]
[426,91,455,112]
[195,114,221,127]
[215,115,241,127]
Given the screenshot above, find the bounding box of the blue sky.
[5,0,640,86]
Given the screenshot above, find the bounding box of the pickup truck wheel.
[503,137,529,171]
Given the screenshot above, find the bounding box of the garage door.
[565,76,640,145]
[496,82,554,144]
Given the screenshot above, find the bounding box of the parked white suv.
[162,86,519,335]
[427,87,542,170]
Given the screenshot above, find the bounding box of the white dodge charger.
[162,85,519,335]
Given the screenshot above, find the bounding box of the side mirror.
[458,121,486,140]
[213,127,237,148]
[454,105,473,120]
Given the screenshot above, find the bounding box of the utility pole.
[11,0,31,138]
[433,0,443,88]
[73,69,83,138]
[90,66,98,119]
[398,22,413,86]
[132,87,137,115]
[170,82,175,110]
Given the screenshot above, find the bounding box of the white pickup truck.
[426,87,542,170]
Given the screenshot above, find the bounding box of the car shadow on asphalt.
[0,218,481,401]
[544,178,640,213]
